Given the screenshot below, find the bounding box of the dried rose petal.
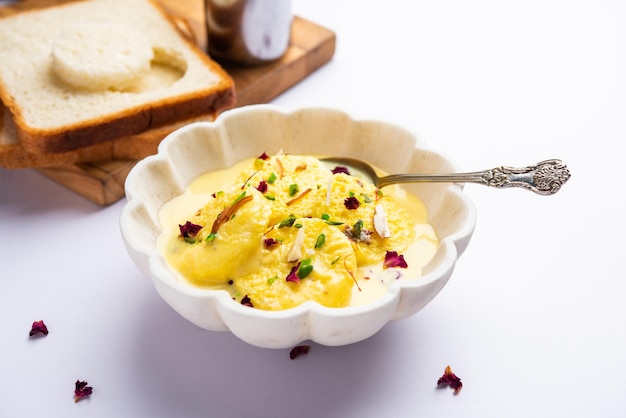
[257,152,270,160]
[344,196,360,210]
[240,295,254,307]
[437,365,462,394]
[383,251,408,269]
[179,221,203,238]
[29,320,49,337]
[289,345,310,359]
[256,180,268,193]
[331,166,350,175]
[74,380,93,402]
[286,263,301,283]
[264,238,280,249]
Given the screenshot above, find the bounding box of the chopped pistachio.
[278,216,297,228]
[314,233,326,249]
[297,259,313,279]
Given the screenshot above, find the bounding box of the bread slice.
[0,0,236,155]
[0,100,215,169]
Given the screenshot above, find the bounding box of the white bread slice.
[0,0,236,154]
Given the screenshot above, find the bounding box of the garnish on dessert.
[343,196,360,210]
[288,183,299,196]
[210,192,253,234]
[321,213,344,226]
[256,180,268,193]
[240,295,254,307]
[286,187,312,206]
[331,165,350,175]
[264,237,281,248]
[344,219,371,243]
[241,170,260,189]
[286,263,301,283]
[179,221,202,241]
[373,203,391,238]
[383,251,408,269]
[278,215,297,228]
[314,233,326,249]
[296,258,314,279]
[162,153,435,310]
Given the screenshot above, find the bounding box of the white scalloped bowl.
[120,105,476,349]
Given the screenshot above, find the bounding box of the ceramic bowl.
[120,105,476,348]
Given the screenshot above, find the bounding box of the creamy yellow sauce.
[157,155,439,308]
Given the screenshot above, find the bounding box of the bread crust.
[0,101,217,169]
[12,83,235,154]
[0,0,237,155]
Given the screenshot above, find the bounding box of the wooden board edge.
[38,160,135,206]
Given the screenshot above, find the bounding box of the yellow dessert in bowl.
[120,105,476,348]
[158,154,438,311]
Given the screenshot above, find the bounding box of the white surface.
[120,106,475,348]
[0,0,624,417]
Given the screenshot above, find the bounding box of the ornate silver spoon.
[321,157,570,196]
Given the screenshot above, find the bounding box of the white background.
[1,0,625,417]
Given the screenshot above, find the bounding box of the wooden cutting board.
[2,0,335,205]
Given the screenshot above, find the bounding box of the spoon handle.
[379,159,571,195]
